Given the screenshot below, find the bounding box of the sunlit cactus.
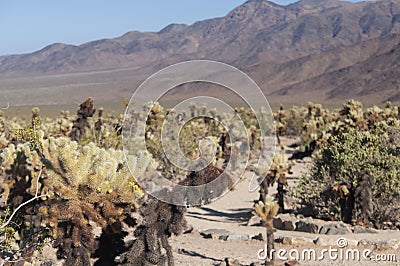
[254,197,279,266]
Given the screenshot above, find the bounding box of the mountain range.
[1,0,399,107]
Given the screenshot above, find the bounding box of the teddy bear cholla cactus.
[256,154,293,212]
[0,135,147,265]
[254,197,279,266]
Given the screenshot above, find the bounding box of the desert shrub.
[296,119,400,228]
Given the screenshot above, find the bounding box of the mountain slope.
[1,0,400,77]
[268,34,400,104]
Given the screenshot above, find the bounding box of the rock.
[31,245,61,266]
[345,239,359,247]
[293,236,315,246]
[283,220,297,231]
[319,222,352,235]
[39,262,53,266]
[252,233,264,241]
[183,224,194,234]
[295,220,320,233]
[248,215,264,226]
[353,225,378,234]
[200,229,230,239]
[219,232,264,241]
[213,258,244,266]
[281,236,294,245]
[279,236,314,246]
[274,213,297,231]
[219,233,251,241]
[273,217,284,229]
[223,258,241,266]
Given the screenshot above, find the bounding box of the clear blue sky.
[0,0,365,56]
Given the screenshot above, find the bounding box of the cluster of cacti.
[125,101,259,181]
[275,101,399,159]
[273,100,400,228]
[0,100,149,265]
[1,99,262,264]
[1,96,399,265]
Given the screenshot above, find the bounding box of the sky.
[0,0,365,56]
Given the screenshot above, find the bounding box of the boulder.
[352,225,378,234]
[274,213,297,231]
[319,222,352,235]
[200,229,230,239]
[295,220,320,233]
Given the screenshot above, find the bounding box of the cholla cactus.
[39,137,144,202]
[254,197,279,266]
[1,134,145,265]
[59,111,72,134]
[69,97,96,142]
[119,196,187,266]
[257,154,292,212]
[0,111,9,150]
[274,105,287,147]
[14,108,43,157]
[339,99,366,129]
[255,197,279,225]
